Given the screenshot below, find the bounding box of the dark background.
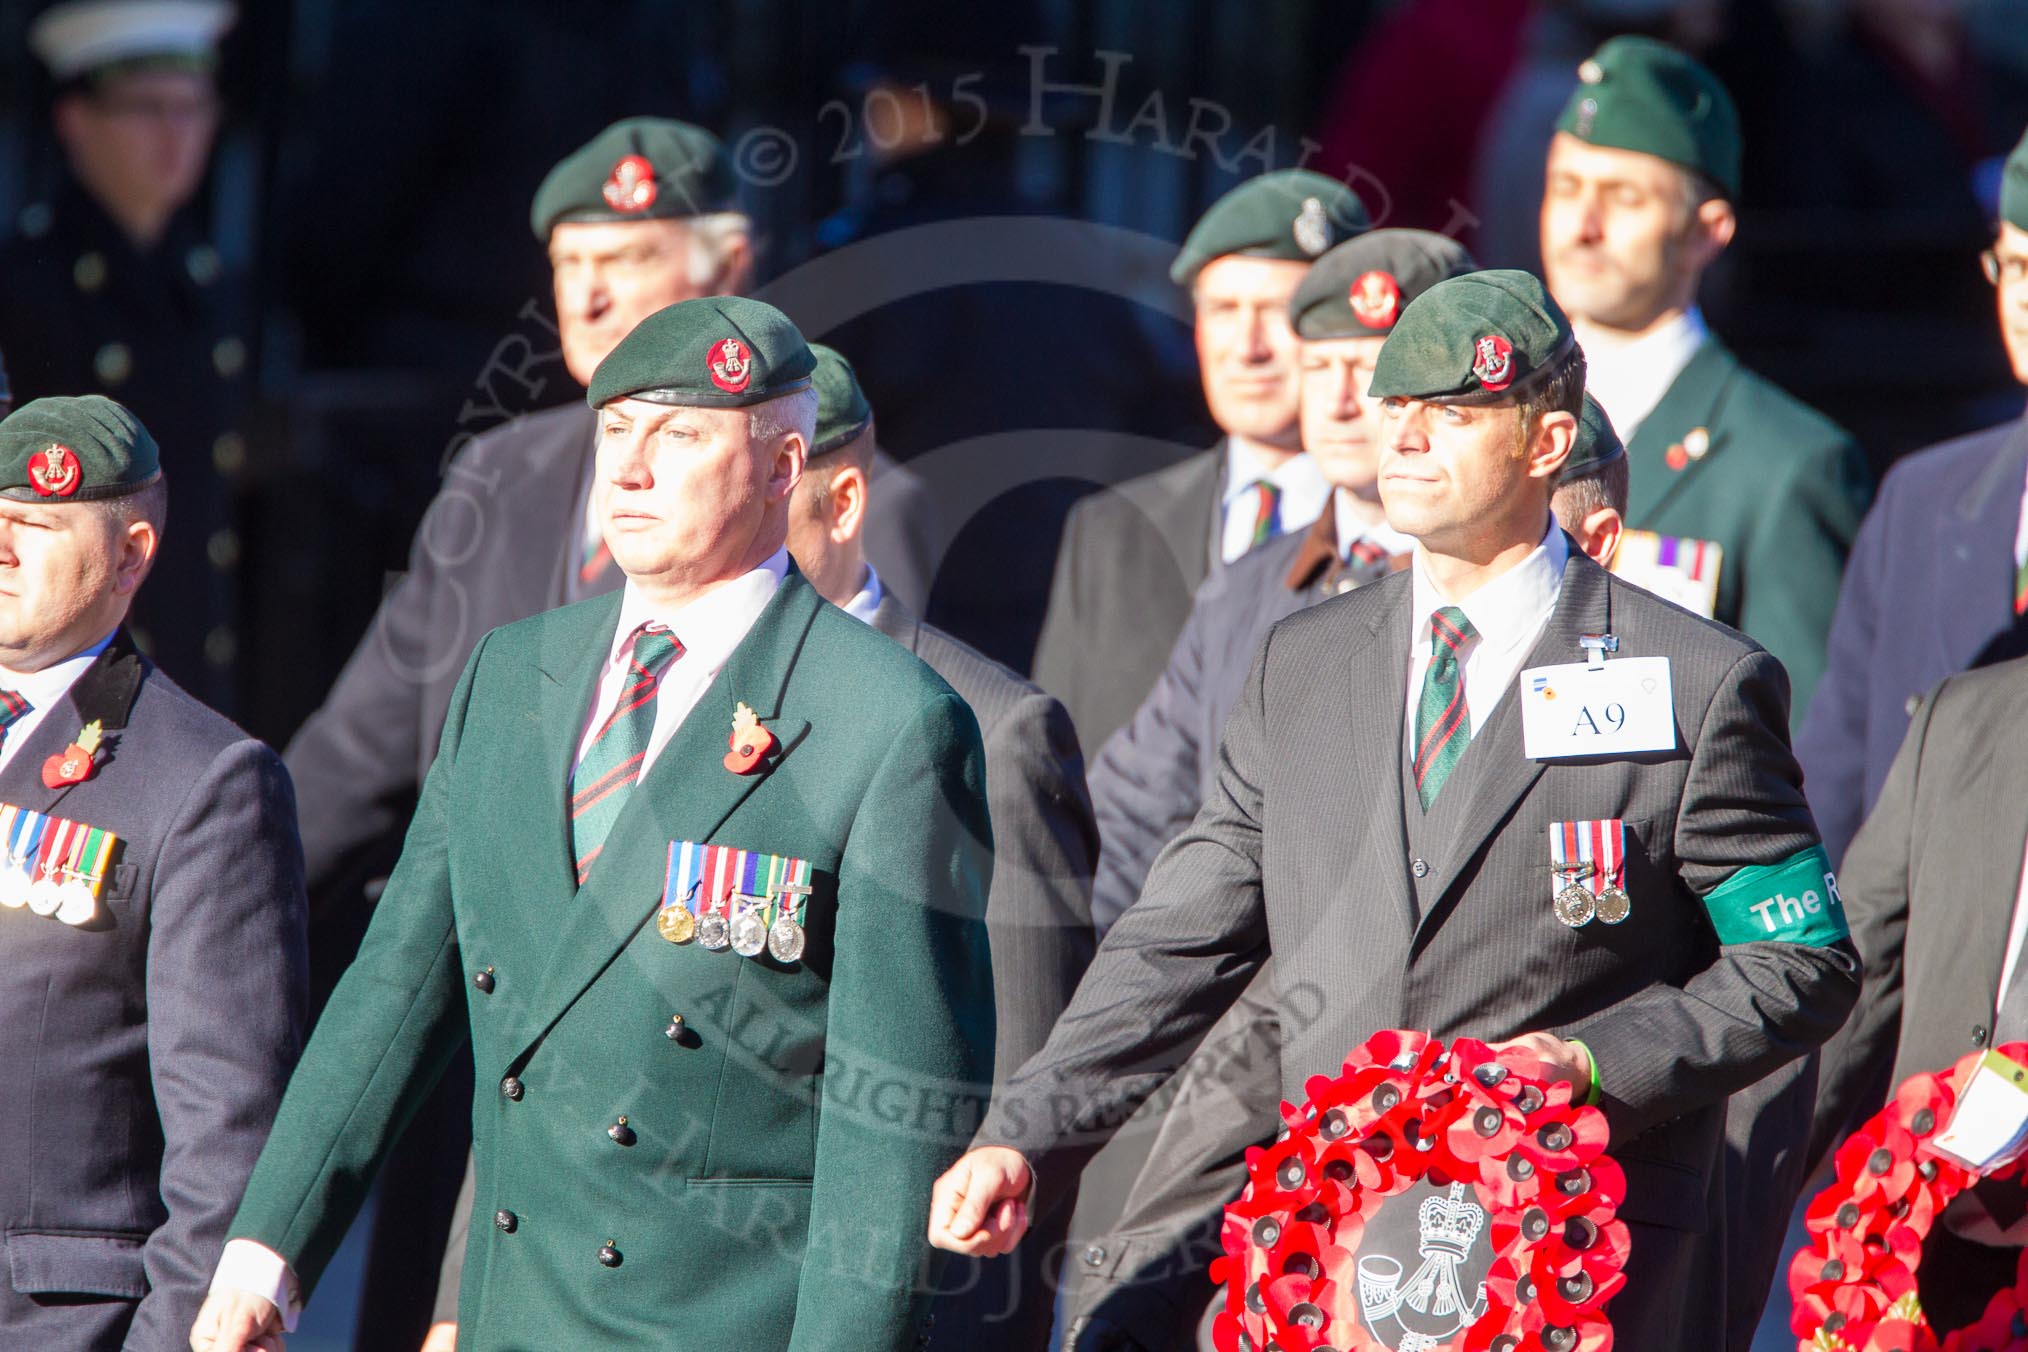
[0,0,2024,749]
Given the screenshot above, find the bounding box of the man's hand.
[928,1146,1032,1257]
[1490,1031,1594,1093]
[189,1289,284,1352]
[419,1321,459,1352]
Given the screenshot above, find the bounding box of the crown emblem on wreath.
[1418,1184,1486,1262]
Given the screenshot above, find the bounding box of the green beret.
[1561,394,1626,483]
[530,117,738,241]
[1369,269,1577,405]
[808,344,874,457]
[2003,126,2028,232]
[1554,36,1741,200]
[1290,229,1478,340]
[587,296,814,411]
[0,395,160,502]
[1170,170,1372,288]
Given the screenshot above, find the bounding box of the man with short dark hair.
[932,270,1858,1349]
[0,394,306,1350]
[1539,35,1871,723]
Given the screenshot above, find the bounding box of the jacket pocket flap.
[7,1230,148,1298]
[1612,1154,1709,1233]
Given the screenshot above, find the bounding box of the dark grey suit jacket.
[979,548,1860,1349]
[0,634,307,1350]
[285,401,939,914]
[1031,446,1224,752]
[1813,656,2028,1167]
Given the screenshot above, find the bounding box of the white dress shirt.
[0,631,114,772]
[841,564,883,623]
[1218,439,1331,564]
[211,552,789,1327]
[1994,835,2028,1009]
[2014,453,2028,573]
[1404,522,1569,744]
[1577,307,1709,442]
[1332,489,1416,561]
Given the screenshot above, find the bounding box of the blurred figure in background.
[0,0,248,712]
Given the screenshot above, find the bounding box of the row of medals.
[1552,862,1630,929]
[657,892,805,962]
[0,864,98,926]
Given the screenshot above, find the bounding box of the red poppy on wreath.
[602,154,658,213]
[1472,336,1515,392]
[1210,1032,1629,1352]
[27,443,81,497]
[1789,1042,2028,1351]
[723,701,775,774]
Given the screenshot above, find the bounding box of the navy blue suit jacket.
[1796,410,2028,866]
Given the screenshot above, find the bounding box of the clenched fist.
[927,1145,1033,1258]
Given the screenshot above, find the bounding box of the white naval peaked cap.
[29,0,236,80]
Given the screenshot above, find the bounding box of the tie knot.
[630,624,683,672]
[1430,606,1476,656]
[0,690,31,729]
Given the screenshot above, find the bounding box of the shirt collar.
[1410,520,1569,652]
[841,564,884,624]
[1332,489,1415,561]
[0,630,116,713]
[1222,439,1330,506]
[609,549,788,672]
[1578,306,1709,440]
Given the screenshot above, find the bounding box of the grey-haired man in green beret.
[1541,35,1871,726]
[0,395,306,1351]
[1032,170,1369,752]
[196,296,995,1352]
[933,270,1857,1352]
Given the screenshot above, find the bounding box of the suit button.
[1975,1025,1991,1048]
[608,1116,636,1147]
[494,1209,517,1233]
[473,967,495,994]
[598,1242,623,1268]
[1082,1243,1106,1268]
[1412,858,1429,879]
[664,1014,686,1041]
[1905,693,1922,717]
[502,1075,525,1101]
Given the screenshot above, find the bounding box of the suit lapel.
[1624,340,1741,527]
[1940,419,2028,666]
[1960,679,2028,1010]
[0,632,147,816]
[867,591,925,655]
[1413,548,1612,948]
[539,406,603,610]
[514,572,822,1059]
[1188,439,1228,586]
[1336,575,1417,933]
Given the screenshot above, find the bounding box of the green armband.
[1566,1038,1602,1107]
[1701,845,1848,946]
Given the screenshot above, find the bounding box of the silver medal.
[26,874,61,917]
[53,879,96,927]
[0,867,27,909]
[767,916,805,963]
[697,912,731,951]
[1594,887,1631,925]
[1553,883,1596,928]
[730,909,768,957]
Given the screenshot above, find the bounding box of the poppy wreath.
[1789,1042,2028,1352]
[1209,1030,1631,1352]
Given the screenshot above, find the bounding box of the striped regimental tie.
[0,689,30,752]
[1411,606,1477,809]
[570,624,682,884]
[1247,479,1283,550]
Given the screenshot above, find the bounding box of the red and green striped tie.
[1248,480,1283,550]
[571,625,682,884]
[0,689,31,750]
[1412,606,1477,809]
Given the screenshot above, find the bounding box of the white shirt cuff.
[210,1238,302,1333]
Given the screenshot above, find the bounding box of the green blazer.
[1624,338,1872,724]
[230,570,996,1351]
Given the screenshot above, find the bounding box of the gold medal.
[1595,887,1631,925]
[656,905,696,944]
[1553,883,1596,928]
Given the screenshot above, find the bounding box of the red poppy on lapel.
[723,701,776,775]
[43,720,104,789]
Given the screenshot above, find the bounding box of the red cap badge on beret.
[1348,270,1402,329]
[27,444,81,498]
[1472,335,1515,392]
[707,338,752,394]
[602,155,658,213]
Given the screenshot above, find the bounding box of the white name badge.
[1930,1052,2028,1173]
[1519,656,1677,760]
